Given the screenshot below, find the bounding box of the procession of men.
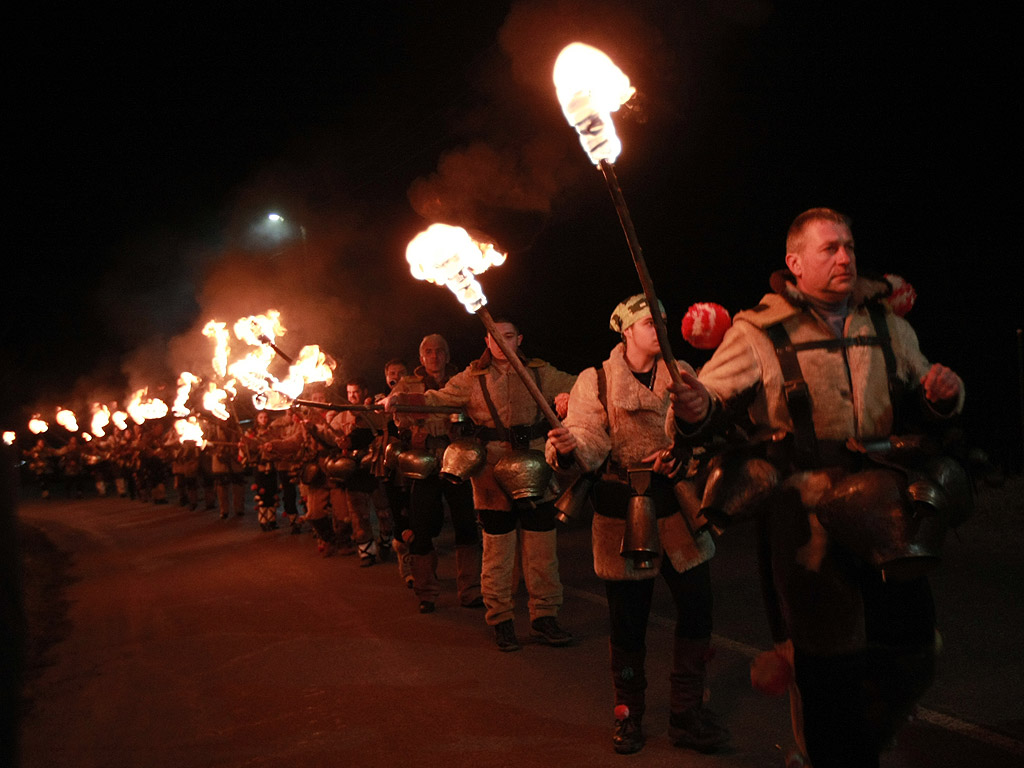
[13,207,972,768]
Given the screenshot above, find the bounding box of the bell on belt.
[621,468,659,569]
[440,437,486,483]
[493,450,553,501]
[554,472,596,525]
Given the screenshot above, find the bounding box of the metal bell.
[620,494,660,569]
[493,450,553,501]
[554,473,596,524]
[398,448,439,480]
[440,437,486,483]
[321,455,357,482]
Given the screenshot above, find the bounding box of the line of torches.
[6,309,337,450]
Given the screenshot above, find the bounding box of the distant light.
[268,213,284,222]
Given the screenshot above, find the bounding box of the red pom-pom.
[401,529,415,543]
[750,650,792,697]
[883,274,916,317]
[682,303,732,349]
[251,484,258,491]
[613,704,630,720]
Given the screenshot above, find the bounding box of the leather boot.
[309,517,337,556]
[611,643,647,754]
[411,551,440,609]
[455,543,483,607]
[393,538,414,588]
[668,637,730,753]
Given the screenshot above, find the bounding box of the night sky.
[6,2,1020,466]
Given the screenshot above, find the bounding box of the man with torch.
[399,225,576,652]
[668,209,964,768]
[546,295,729,755]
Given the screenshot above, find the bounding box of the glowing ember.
[406,224,506,313]
[127,388,169,425]
[55,408,79,432]
[90,403,111,437]
[173,372,201,417]
[29,416,49,434]
[554,43,635,165]
[3,431,14,445]
[173,417,206,447]
[111,411,129,431]
[202,320,231,377]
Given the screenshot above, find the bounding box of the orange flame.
[111,411,129,431]
[234,310,285,347]
[553,43,635,165]
[55,408,79,432]
[173,372,201,418]
[90,403,111,437]
[3,431,14,446]
[257,344,337,410]
[173,417,206,448]
[202,381,234,421]
[202,320,231,378]
[406,224,506,313]
[127,389,169,425]
[29,416,49,434]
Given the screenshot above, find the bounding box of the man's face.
[384,363,407,388]
[346,385,366,405]
[622,315,660,359]
[786,220,857,302]
[485,322,522,361]
[419,339,448,377]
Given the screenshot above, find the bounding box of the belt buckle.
[509,424,530,449]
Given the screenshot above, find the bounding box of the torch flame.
[111,411,129,431]
[127,389,169,425]
[3,431,14,446]
[406,224,506,313]
[172,372,201,418]
[553,43,635,165]
[234,310,285,347]
[202,320,231,378]
[29,416,49,434]
[174,417,206,448]
[256,344,337,410]
[202,381,234,421]
[55,408,79,432]
[90,403,111,437]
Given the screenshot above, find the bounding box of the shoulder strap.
[596,366,608,414]
[866,302,899,401]
[476,375,508,441]
[765,321,820,467]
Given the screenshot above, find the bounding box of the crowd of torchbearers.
[6,43,979,768]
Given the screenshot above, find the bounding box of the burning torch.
[553,42,686,391]
[405,224,589,521]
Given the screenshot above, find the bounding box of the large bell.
[816,467,947,581]
[398,448,439,480]
[321,455,358,482]
[384,441,404,472]
[554,472,596,525]
[620,494,660,569]
[700,454,780,529]
[440,437,486,483]
[493,450,553,501]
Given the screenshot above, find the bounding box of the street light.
[265,212,307,256]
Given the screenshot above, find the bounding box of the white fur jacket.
[549,343,714,580]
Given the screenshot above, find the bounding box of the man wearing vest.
[396,318,576,651]
[670,208,964,768]
[547,295,729,755]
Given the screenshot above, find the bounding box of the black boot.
[610,644,647,754]
[668,637,730,753]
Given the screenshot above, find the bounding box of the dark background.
[5,1,1020,467]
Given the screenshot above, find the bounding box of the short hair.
[346,376,369,391]
[488,316,520,334]
[786,208,852,254]
[383,358,407,373]
[418,334,450,359]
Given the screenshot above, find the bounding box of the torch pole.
[257,334,294,365]
[598,159,685,390]
[474,305,588,475]
[292,399,464,415]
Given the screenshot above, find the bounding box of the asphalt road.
[11,481,1024,768]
